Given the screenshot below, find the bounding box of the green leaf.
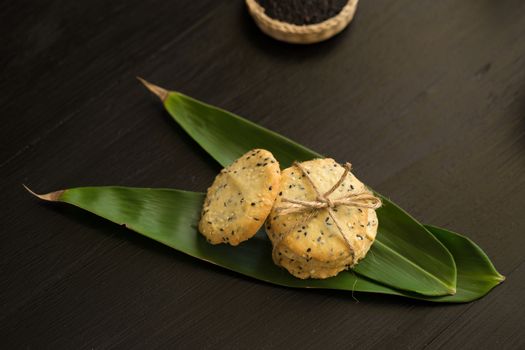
[142,81,457,296]
[420,225,504,302]
[28,186,502,302]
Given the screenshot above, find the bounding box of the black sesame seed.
[269,186,272,190]
[279,192,282,196]
[306,248,311,252]
[256,163,262,166]
[251,202,256,206]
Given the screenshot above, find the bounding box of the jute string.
[272,161,382,265]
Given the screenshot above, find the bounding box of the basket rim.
[245,0,359,35]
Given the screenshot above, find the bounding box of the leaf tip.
[23,184,64,202]
[137,77,168,102]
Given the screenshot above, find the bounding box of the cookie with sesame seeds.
[199,149,281,246]
[270,209,378,279]
[265,158,380,279]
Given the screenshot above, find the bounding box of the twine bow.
[274,161,382,257]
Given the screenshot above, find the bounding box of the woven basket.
[245,0,359,44]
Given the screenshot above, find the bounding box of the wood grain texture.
[1,0,524,348]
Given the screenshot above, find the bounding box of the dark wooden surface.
[2,0,524,348]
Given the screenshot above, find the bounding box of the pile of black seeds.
[256,0,348,26]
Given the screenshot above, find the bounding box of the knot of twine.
[273,161,382,259]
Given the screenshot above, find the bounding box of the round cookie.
[265,158,380,279]
[269,209,378,279]
[199,149,281,246]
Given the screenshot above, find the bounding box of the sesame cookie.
[265,158,380,279]
[199,149,281,246]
